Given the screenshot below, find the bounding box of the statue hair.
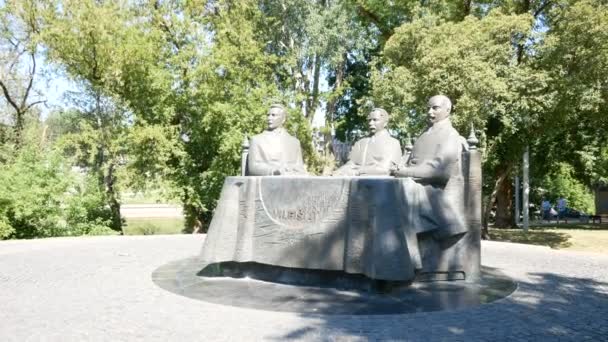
[269,103,287,116]
[371,108,389,119]
[430,95,452,113]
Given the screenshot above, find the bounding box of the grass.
[123,217,184,235]
[489,224,608,254]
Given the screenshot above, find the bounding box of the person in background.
[541,199,552,222]
[557,197,568,222]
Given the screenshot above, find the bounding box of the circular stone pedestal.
[152,257,516,315]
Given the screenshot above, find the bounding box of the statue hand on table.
[332,164,359,176]
[272,165,307,176]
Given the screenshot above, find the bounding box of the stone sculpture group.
[200,95,481,285]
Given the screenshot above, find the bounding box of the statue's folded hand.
[332,165,358,176]
[393,167,410,178]
[389,161,401,174]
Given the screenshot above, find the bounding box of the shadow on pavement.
[269,271,608,340]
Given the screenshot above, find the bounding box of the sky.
[37,60,329,128]
[37,54,79,120]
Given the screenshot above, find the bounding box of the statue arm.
[247,138,278,176]
[288,141,307,174]
[394,138,459,183]
[394,157,447,181]
[359,140,402,176]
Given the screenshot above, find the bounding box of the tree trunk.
[494,173,514,228]
[13,110,24,147]
[326,54,346,124]
[308,53,322,124]
[105,162,123,233]
[322,54,347,168]
[482,164,513,237]
[461,0,472,19]
[181,188,205,233]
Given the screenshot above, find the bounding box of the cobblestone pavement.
[1,235,607,341]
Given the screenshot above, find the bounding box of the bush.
[0,216,14,239]
[540,162,595,213]
[0,146,115,239]
[136,222,160,235]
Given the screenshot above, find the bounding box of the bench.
[590,215,608,224]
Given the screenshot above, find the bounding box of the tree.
[51,92,130,232]
[33,0,152,232]
[36,0,289,231]
[0,0,46,146]
[0,123,115,239]
[364,0,608,233]
[537,162,594,213]
[370,8,543,228]
[15,0,607,237]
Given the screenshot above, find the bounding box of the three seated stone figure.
[333,108,401,176]
[200,96,480,285]
[246,104,307,176]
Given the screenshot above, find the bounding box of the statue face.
[427,96,450,124]
[267,107,286,131]
[368,110,388,135]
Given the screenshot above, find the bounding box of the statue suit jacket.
[399,118,469,240]
[338,130,402,176]
[405,118,467,184]
[247,128,306,176]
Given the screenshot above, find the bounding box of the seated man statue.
[334,108,402,176]
[247,104,307,176]
[393,95,469,239]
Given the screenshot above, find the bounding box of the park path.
[0,235,607,341]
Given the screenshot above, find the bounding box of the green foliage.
[63,174,117,236]
[0,141,115,239]
[0,142,68,238]
[365,1,608,228]
[35,0,292,230]
[375,10,541,135]
[2,0,606,237]
[539,162,595,213]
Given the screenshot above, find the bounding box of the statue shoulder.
[249,132,266,144]
[445,125,464,140]
[458,135,469,151]
[284,132,301,144]
[387,135,401,145]
[444,126,469,151]
[355,136,370,145]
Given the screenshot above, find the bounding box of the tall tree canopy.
[367,0,608,229]
[1,0,607,238]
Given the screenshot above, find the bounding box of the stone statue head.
[267,104,287,131]
[427,95,452,125]
[368,108,389,135]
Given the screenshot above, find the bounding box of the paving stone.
[0,236,607,341]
